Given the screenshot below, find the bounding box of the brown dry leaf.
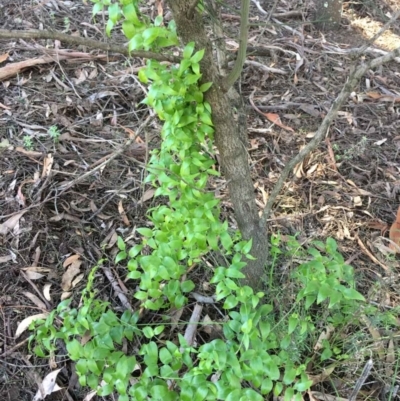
[139,188,156,204]
[0,255,13,264]
[299,104,321,118]
[41,153,54,178]
[25,271,46,280]
[314,324,335,351]
[310,391,348,401]
[264,113,294,132]
[63,254,80,267]
[83,390,97,401]
[293,160,304,178]
[366,219,388,233]
[33,368,63,401]
[22,291,47,310]
[15,313,49,338]
[118,200,130,226]
[23,266,52,273]
[43,283,52,301]
[0,211,26,235]
[62,255,82,291]
[61,291,72,300]
[101,229,118,249]
[308,365,335,385]
[156,0,163,16]
[15,147,43,157]
[389,205,400,253]
[71,273,84,288]
[49,212,81,223]
[386,339,395,376]
[0,53,9,63]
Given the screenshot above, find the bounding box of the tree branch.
[259,45,400,227]
[222,0,250,90]
[0,29,180,63]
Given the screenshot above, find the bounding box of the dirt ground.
[0,0,400,399]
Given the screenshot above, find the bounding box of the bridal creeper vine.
[28,1,379,400]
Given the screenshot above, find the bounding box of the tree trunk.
[167,1,268,291]
[315,0,343,30]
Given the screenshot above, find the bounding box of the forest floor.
[0,0,400,400]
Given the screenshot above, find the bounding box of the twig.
[223,0,250,90]
[183,303,203,347]
[259,45,400,226]
[0,337,29,358]
[102,265,133,312]
[349,359,373,401]
[0,29,180,63]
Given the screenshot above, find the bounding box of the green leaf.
[223,295,238,309]
[283,365,297,385]
[115,251,127,264]
[199,82,213,92]
[317,283,332,304]
[273,382,283,397]
[191,49,205,63]
[242,388,263,401]
[106,19,114,37]
[108,3,120,23]
[137,227,153,237]
[341,287,365,301]
[143,326,154,338]
[122,21,136,39]
[225,267,245,279]
[284,387,295,401]
[261,377,273,394]
[226,389,242,401]
[117,236,126,251]
[127,270,141,279]
[92,2,103,16]
[98,383,114,396]
[123,3,141,26]
[66,339,83,360]
[266,360,280,381]
[181,280,195,293]
[220,231,233,251]
[183,42,195,59]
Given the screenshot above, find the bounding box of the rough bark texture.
[315,0,343,30]
[167,0,268,290]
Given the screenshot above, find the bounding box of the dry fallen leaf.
[33,368,63,401]
[0,53,9,63]
[264,112,294,132]
[0,211,26,235]
[15,313,49,338]
[139,188,156,204]
[22,291,47,310]
[118,200,130,226]
[43,283,52,301]
[62,255,82,291]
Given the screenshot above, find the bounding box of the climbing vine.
[28,2,375,400]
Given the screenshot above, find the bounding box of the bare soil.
[0,0,400,399]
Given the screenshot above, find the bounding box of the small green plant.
[23,135,34,150]
[63,17,70,32]
[334,136,368,161]
[48,125,61,142]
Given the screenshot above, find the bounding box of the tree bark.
[167,1,268,290]
[315,0,343,30]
